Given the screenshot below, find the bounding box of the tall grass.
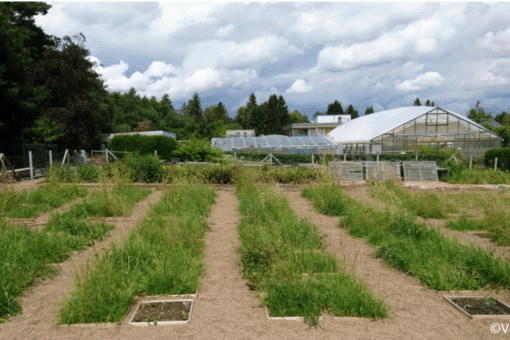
[446,168,510,184]
[236,171,387,321]
[59,183,216,324]
[368,180,458,219]
[303,183,510,291]
[0,182,88,218]
[0,213,114,322]
[162,164,327,184]
[443,190,510,246]
[302,183,351,216]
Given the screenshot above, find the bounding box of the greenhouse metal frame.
[329,107,502,156]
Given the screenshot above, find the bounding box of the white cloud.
[479,72,508,86]
[286,79,313,94]
[184,36,303,70]
[216,24,234,37]
[401,61,424,74]
[396,72,445,92]
[475,27,510,54]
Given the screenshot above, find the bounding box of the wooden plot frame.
[402,161,438,181]
[328,162,363,181]
[366,162,402,182]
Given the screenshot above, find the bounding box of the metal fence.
[327,161,439,182]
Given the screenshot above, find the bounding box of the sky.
[34,1,510,121]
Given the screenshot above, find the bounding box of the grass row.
[303,183,510,291]
[235,173,387,323]
[0,182,88,218]
[59,183,216,324]
[367,180,510,246]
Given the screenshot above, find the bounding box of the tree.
[365,107,374,115]
[0,2,57,153]
[25,116,64,150]
[133,120,152,132]
[346,104,359,119]
[495,111,509,125]
[467,100,492,125]
[235,106,250,129]
[327,100,344,115]
[413,98,422,106]
[313,111,326,121]
[288,110,309,124]
[32,33,112,150]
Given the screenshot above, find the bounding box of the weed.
[484,297,497,308]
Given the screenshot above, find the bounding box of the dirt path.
[282,190,508,340]
[0,189,164,339]
[0,178,45,193]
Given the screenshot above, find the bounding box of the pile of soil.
[451,297,510,316]
[132,301,192,323]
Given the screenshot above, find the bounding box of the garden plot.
[58,183,215,325]
[363,181,510,258]
[0,188,163,332]
[235,174,387,324]
[0,182,88,219]
[0,178,153,324]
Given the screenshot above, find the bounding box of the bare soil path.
[0,189,164,340]
[282,189,508,340]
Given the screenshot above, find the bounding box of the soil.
[450,298,510,316]
[132,301,192,323]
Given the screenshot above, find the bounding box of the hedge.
[108,135,179,161]
[484,148,510,171]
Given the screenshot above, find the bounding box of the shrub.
[177,138,224,163]
[76,163,100,182]
[484,147,510,171]
[108,135,180,161]
[126,154,162,183]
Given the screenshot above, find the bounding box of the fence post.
[376,154,379,162]
[49,150,52,168]
[61,149,68,166]
[155,150,157,156]
[67,150,70,166]
[343,154,346,162]
[469,155,473,169]
[106,148,109,163]
[312,153,314,164]
[29,151,34,180]
[494,157,498,171]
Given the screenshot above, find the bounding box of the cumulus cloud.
[286,79,313,94]
[396,72,445,92]
[90,57,257,99]
[183,36,303,70]
[401,61,424,74]
[216,24,234,37]
[475,27,510,54]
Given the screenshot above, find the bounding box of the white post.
[155,150,157,156]
[469,155,473,169]
[495,157,498,171]
[312,153,314,164]
[106,148,109,163]
[29,151,34,180]
[343,154,346,162]
[61,149,68,166]
[49,150,53,167]
[377,154,379,162]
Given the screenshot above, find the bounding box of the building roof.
[283,122,341,130]
[104,130,176,142]
[212,135,337,151]
[328,106,500,144]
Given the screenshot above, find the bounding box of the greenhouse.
[328,106,502,156]
[211,135,338,155]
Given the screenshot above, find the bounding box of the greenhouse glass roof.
[211,135,337,152]
[327,106,497,144]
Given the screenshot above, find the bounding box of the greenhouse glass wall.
[329,107,502,156]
